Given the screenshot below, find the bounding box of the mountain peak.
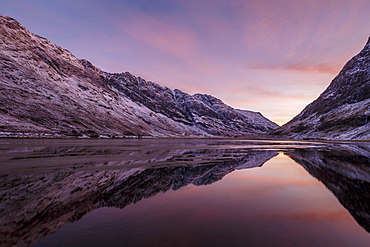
[3,15,23,30]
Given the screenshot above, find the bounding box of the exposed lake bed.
[1,138,369,247]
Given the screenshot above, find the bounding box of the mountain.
[0,14,278,138]
[270,37,370,140]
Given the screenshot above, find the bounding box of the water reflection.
[287,144,370,233]
[0,139,369,247]
[0,139,277,247]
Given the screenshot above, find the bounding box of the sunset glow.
[1,0,369,124]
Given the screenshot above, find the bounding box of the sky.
[1,0,369,125]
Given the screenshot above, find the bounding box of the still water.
[0,138,369,247]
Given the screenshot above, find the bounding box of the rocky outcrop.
[0,14,278,138]
[270,37,370,140]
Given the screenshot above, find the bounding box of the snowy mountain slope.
[0,14,278,138]
[270,37,370,140]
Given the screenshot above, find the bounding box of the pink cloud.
[113,10,224,75]
[251,62,341,74]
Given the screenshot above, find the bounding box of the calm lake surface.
[0,138,369,247]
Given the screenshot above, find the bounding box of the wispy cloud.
[250,62,341,74]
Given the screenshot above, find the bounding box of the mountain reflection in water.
[287,145,370,233]
[0,139,369,247]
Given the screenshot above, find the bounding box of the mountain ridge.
[0,14,278,138]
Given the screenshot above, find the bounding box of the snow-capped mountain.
[0,14,278,138]
[270,37,370,140]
